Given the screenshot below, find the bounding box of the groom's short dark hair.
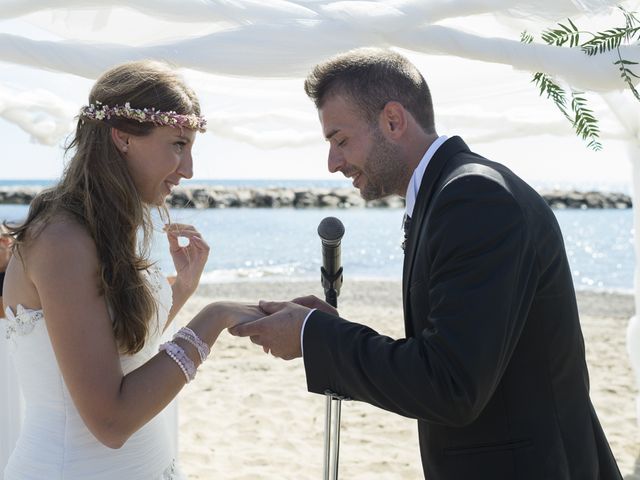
[304,48,435,134]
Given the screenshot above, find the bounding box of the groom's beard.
[357,128,408,201]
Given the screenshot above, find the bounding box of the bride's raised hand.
[164,223,210,296]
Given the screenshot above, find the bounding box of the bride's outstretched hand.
[220,302,265,329]
[188,302,265,344]
[165,223,210,295]
[195,301,264,328]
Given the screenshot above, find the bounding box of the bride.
[1,60,261,479]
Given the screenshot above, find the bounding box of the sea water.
[0,191,633,292]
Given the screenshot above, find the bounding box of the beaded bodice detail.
[4,306,43,340]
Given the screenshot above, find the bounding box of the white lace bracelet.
[173,327,210,363]
[159,341,197,383]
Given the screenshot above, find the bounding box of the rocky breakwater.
[164,186,406,208]
[0,186,633,209]
[0,187,43,206]
[539,189,632,209]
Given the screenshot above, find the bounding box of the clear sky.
[0,7,634,191]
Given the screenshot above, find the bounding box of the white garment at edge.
[2,266,184,480]
[0,319,23,473]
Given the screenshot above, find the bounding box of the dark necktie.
[402,214,412,251]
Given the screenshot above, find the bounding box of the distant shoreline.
[0,186,632,209]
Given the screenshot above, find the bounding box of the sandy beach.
[176,281,639,479]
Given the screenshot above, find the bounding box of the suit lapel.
[402,136,471,334]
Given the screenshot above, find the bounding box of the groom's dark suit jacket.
[303,137,621,479]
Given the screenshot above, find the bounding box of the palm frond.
[619,5,640,33]
[521,7,640,151]
[521,31,534,44]
[614,55,640,101]
[571,90,602,151]
[581,27,640,55]
[532,72,573,122]
[541,20,581,47]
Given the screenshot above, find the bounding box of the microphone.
[317,217,345,308]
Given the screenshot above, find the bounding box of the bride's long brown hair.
[9,60,202,354]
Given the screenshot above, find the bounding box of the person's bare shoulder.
[34,211,93,245]
[4,214,99,311]
[26,214,99,283]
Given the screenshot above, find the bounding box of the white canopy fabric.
[0,0,637,149]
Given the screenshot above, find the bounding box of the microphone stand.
[321,266,345,480]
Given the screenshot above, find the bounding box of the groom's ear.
[379,101,407,140]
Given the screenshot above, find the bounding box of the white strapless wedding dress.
[2,266,186,479]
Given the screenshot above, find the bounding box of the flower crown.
[79,101,207,132]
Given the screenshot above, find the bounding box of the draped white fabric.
[0,0,638,148]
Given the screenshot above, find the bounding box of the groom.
[231,48,621,479]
